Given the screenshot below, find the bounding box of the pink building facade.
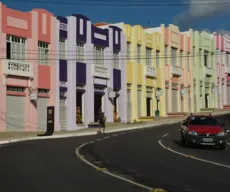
[0,3,58,132]
[215,33,230,109]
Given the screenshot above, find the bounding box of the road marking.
[162,133,169,138]
[76,142,166,192]
[226,130,230,133]
[104,136,110,139]
[96,139,101,141]
[227,143,230,146]
[158,140,230,169]
[88,141,95,144]
[112,134,118,137]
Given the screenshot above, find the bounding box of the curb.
[0,119,182,146]
[0,111,228,146]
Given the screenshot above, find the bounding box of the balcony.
[93,65,109,78]
[3,59,33,78]
[145,66,156,78]
[204,66,213,76]
[225,66,230,74]
[171,65,182,76]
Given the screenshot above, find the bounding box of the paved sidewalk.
[0,110,229,142]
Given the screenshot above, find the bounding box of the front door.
[146,98,151,116]
[94,94,102,122]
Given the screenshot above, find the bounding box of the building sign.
[60,23,67,31]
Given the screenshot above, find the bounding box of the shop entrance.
[76,91,84,124]
[94,94,103,122]
[205,94,209,108]
[146,98,151,116]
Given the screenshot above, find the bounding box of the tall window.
[76,43,84,62]
[38,41,49,65]
[199,49,202,67]
[204,51,208,67]
[171,47,177,66]
[193,47,195,66]
[211,53,214,68]
[156,50,160,68]
[137,45,141,64]
[187,53,189,69]
[113,51,119,69]
[127,42,131,60]
[146,48,152,66]
[94,46,104,66]
[180,50,183,68]
[226,52,230,66]
[59,37,66,60]
[165,46,168,64]
[6,35,26,61]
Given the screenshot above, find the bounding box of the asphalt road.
[0,114,230,192]
[82,114,230,192]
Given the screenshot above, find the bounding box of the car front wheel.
[219,143,226,150]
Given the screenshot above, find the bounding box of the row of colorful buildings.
[0,3,229,132]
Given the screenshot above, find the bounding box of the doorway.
[76,91,83,124]
[205,94,209,108]
[146,98,151,116]
[94,94,102,122]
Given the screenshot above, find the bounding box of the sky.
[2,0,230,33]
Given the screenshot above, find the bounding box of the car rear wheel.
[181,132,185,145]
[219,143,226,150]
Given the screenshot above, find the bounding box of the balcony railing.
[225,65,230,74]
[171,65,182,76]
[3,59,33,78]
[145,66,156,78]
[204,66,213,76]
[93,65,109,78]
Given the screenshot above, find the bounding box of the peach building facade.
[0,3,58,132]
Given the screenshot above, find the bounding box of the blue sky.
[2,0,230,33]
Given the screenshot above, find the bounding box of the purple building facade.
[56,14,127,130]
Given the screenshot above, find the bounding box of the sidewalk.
[0,110,229,143]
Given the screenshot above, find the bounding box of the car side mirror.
[221,123,225,127]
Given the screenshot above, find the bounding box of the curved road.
[1,114,230,192]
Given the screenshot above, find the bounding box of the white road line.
[158,140,230,169]
[75,143,154,191]
[112,134,118,137]
[162,133,169,138]
[227,143,230,146]
[226,130,230,133]
[104,136,110,139]
[96,139,101,141]
[88,141,95,144]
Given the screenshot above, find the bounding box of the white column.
[84,21,94,125]
[118,33,127,123]
[67,16,77,130]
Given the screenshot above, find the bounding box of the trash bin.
[155,110,160,117]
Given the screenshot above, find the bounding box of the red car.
[181,114,226,149]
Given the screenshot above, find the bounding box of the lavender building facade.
[56,14,127,130]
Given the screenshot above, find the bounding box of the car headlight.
[188,131,197,135]
[217,132,225,136]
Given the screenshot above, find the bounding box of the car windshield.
[189,116,219,126]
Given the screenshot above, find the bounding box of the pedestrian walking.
[97,112,106,134]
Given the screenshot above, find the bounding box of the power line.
[8,0,230,7]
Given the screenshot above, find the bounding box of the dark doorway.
[205,94,209,108]
[94,94,102,122]
[114,97,118,121]
[76,91,83,124]
[146,98,151,116]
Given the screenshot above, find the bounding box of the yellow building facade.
[102,22,163,122]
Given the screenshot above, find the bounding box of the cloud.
[174,0,230,30]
